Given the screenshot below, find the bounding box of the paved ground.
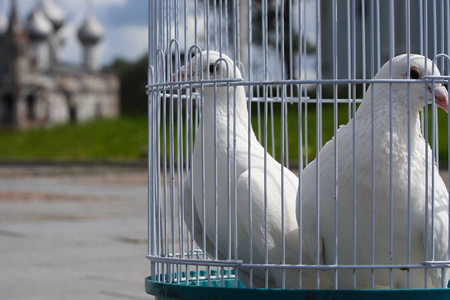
[2,164,448,299]
[0,165,153,300]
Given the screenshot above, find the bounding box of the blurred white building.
[0,0,119,129]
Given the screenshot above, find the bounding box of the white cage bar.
[147,0,450,294]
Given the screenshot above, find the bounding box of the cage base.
[145,272,450,300]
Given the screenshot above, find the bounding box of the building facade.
[0,0,119,130]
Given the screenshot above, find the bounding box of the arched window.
[65,92,77,123]
[1,94,15,124]
[26,94,36,120]
[69,105,76,123]
[95,103,102,118]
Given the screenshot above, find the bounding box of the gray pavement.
[0,165,153,300]
[2,164,448,299]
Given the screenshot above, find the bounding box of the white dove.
[177,50,331,289]
[299,54,449,289]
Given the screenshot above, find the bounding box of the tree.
[251,0,314,81]
[108,54,148,115]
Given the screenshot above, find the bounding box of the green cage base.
[145,271,450,300]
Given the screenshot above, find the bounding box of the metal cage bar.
[147,0,450,292]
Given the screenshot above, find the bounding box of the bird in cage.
[177,50,332,289]
[300,54,449,289]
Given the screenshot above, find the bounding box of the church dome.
[78,14,103,45]
[27,8,52,41]
[40,0,65,31]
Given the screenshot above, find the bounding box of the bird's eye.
[209,65,216,74]
[410,67,421,79]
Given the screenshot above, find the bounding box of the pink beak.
[429,85,449,113]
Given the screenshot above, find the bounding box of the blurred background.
[0,0,149,161]
[0,1,151,299]
[1,0,449,298]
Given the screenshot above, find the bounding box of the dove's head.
[372,54,448,113]
[173,50,243,81]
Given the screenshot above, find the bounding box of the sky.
[0,0,316,75]
[2,0,148,66]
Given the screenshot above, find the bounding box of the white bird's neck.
[356,84,423,144]
[194,84,260,175]
[201,85,254,139]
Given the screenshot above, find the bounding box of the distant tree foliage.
[108,54,148,115]
[251,0,315,80]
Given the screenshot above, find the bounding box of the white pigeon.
[299,54,449,289]
[177,50,331,289]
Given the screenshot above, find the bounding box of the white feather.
[299,54,449,289]
[181,50,331,288]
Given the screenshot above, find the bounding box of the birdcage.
[146,1,450,299]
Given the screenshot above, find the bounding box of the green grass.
[0,116,148,161]
[251,102,353,166]
[0,106,448,165]
[257,102,450,167]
